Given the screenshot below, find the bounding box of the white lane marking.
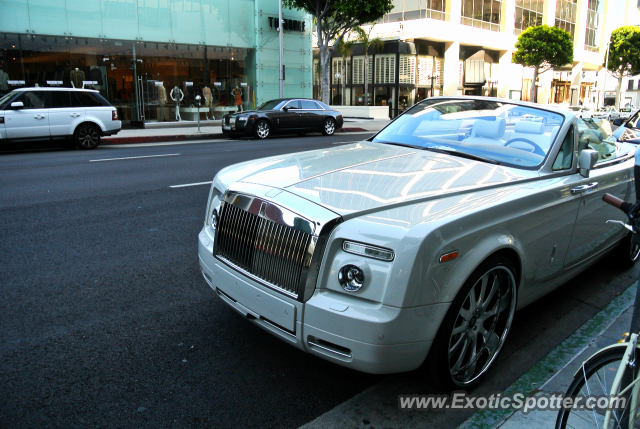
[101,133,375,148]
[170,181,213,188]
[90,153,180,162]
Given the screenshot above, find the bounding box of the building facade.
[315,0,636,116]
[0,0,313,123]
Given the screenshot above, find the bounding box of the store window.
[462,0,503,32]
[555,0,577,38]
[332,58,351,84]
[399,54,416,84]
[0,33,255,122]
[375,54,396,84]
[352,56,373,84]
[584,0,603,52]
[514,0,544,35]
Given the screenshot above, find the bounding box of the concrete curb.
[457,282,637,429]
[102,127,370,145]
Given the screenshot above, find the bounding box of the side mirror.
[282,106,288,112]
[10,101,24,109]
[613,118,624,126]
[578,149,599,178]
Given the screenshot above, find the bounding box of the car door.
[49,90,85,137]
[4,90,50,139]
[563,119,633,267]
[299,99,324,129]
[273,100,301,130]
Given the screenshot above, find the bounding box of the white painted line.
[90,153,181,162]
[170,181,213,188]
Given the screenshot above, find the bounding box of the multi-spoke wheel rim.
[324,119,335,135]
[630,239,640,262]
[448,266,516,386]
[78,127,99,148]
[256,122,269,139]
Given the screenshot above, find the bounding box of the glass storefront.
[0,33,255,122]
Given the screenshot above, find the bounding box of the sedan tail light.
[112,110,118,121]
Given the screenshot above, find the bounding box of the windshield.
[372,99,564,169]
[255,100,283,111]
[0,90,19,108]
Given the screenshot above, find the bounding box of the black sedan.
[221,98,344,139]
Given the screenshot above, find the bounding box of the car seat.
[506,121,551,154]
[464,118,506,145]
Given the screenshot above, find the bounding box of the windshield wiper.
[422,147,500,165]
[377,141,419,149]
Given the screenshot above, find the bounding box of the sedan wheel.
[322,118,336,136]
[424,256,517,392]
[254,120,270,139]
[75,124,101,149]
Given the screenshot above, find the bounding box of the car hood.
[217,141,537,218]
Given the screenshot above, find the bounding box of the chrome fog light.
[211,208,218,229]
[338,265,365,292]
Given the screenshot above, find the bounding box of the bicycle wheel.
[556,344,638,428]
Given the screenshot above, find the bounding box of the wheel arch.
[74,120,104,135]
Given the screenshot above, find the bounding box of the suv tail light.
[112,110,118,121]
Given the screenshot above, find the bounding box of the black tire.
[253,120,270,139]
[556,344,634,429]
[322,118,336,136]
[422,255,517,392]
[74,124,101,149]
[614,231,640,268]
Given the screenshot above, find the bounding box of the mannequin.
[170,83,184,121]
[203,85,212,119]
[158,83,167,122]
[70,67,85,89]
[232,85,243,112]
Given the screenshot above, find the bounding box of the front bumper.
[198,225,442,374]
[221,118,252,136]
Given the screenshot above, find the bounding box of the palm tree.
[335,38,355,105]
[354,26,384,106]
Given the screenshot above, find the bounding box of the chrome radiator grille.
[215,201,313,296]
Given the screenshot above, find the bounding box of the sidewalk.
[102,118,390,145]
[458,282,637,429]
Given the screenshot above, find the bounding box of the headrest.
[472,118,506,139]
[514,121,545,134]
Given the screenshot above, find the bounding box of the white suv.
[0,87,121,149]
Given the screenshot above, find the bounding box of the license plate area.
[214,264,297,332]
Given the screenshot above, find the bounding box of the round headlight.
[338,265,365,292]
[211,208,218,229]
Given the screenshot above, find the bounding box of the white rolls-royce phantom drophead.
[198,96,637,391]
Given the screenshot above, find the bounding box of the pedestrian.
[388,97,393,119]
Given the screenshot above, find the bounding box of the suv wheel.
[75,124,101,150]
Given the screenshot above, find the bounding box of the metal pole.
[603,42,610,108]
[279,0,284,97]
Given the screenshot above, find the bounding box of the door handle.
[571,182,599,194]
[70,113,80,118]
[34,115,46,119]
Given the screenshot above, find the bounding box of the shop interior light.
[343,241,395,261]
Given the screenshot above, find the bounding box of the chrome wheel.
[254,120,270,139]
[630,239,640,262]
[322,118,335,135]
[447,266,516,386]
[75,125,100,149]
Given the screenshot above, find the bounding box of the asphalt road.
[1,133,638,429]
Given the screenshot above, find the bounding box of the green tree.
[353,26,384,106]
[604,26,640,108]
[334,37,355,105]
[283,0,392,105]
[512,25,573,103]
